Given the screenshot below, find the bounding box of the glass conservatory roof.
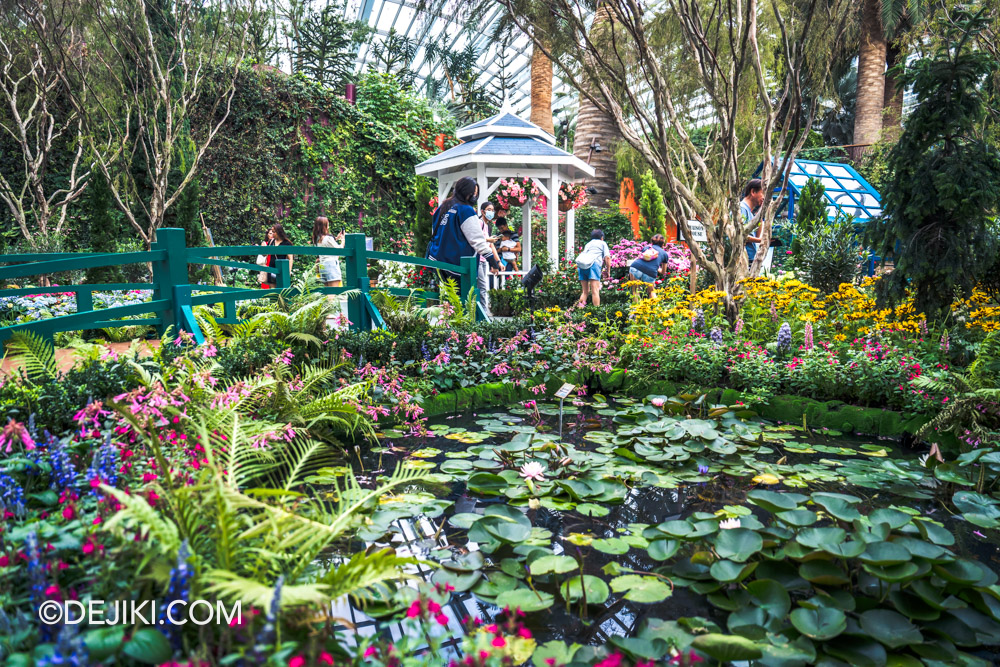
[785,159,883,221]
[343,0,577,120]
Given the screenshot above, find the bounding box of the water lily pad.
[860,609,923,648]
[559,575,610,605]
[467,472,507,495]
[714,528,763,562]
[746,490,806,512]
[789,606,846,640]
[690,634,763,661]
[529,555,578,576]
[448,513,482,529]
[609,575,672,603]
[647,539,680,561]
[592,538,630,555]
[495,588,554,612]
[746,579,791,618]
[799,560,850,586]
[859,542,911,565]
[709,559,758,583]
[576,503,610,517]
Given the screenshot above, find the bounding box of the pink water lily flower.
[519,461,546,481]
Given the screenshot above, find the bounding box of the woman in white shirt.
[312,217,343,287]
[575,229,611,307]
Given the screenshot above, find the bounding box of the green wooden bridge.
[0,229,484,347]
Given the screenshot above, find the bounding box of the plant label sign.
[554,383,576,400]
[681,220,708,243]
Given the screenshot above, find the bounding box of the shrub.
[638,169,667,238]
[791,213,859,294]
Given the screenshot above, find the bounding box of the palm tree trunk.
[882,42,905,141]
[530,44,554,135]
[571,4,621,209]
[852,0,886,160]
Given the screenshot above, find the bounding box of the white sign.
[554,383,576,400]
[681,220,708,243]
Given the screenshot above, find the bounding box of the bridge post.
[459,255,483,322]
[343,233,370,331]
[151,228,192,339]
[275,259,290,289]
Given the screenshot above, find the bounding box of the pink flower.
[318,653,334,665]
[82,542,95,555]
[650,397,665,407]
[62,506,75,520]
[492,636,507,648]
[364,646,378,658]
[435,613,449,627]
[288,657,305,667]
[406,600,422,618]
[0,418,35,453]
[519,462,546,481]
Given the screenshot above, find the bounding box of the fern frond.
[318,548,418,605]
[202,570,330,608]
[6,331,57,382]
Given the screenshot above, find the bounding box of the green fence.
[0,229,484,347]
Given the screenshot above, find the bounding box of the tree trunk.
[882,41,905,141]
[529,43,554,135]
[852,0,886,160]
[571,4,621,209]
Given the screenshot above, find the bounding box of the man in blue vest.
[426,176,502,316]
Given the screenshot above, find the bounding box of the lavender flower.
[804,322,814,351]
[769,302,778,321]
[26,530,54,641]
[692,309,705,332]
[254,575,284,655]
[0,473,27,517]
[777,322,792,352]
[940,331,949,353]
[85,432,119,494]
[919,319,928,337]
[734,317,744,334]
[710,327,723,345]
[160,541,192,647]
[697,465,710,474]
[47,438,77,491]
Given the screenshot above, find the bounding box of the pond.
[330,395,1000,665]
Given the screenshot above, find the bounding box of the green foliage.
[84,171,124,284]
[638,170,667,239]
[790,177,827,256]
[412,176,436,256]
[575,205,633,244]
[296,3,371,87]
[866,8,1000,318]
[790,213,859,294]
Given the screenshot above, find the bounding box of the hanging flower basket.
[558,182,589,212]
[496,178,539,211]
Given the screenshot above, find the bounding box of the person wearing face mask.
[426,177,502,317]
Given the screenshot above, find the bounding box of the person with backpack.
[628,233,670,298]
[426,176,502,316]
[574,229,611,307]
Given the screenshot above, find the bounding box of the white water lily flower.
[519,461,546,481]
[719,518,741,530]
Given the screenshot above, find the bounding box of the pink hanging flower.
[0,418,35,453]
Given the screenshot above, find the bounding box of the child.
[499,229,520,271]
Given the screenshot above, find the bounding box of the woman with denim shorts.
[629,234,669,298]
[575,229,611,307]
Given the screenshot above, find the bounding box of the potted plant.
[558,182,589,212]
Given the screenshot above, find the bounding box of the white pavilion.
[415,110,596,271]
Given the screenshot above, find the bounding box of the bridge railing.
[0,229,483,347]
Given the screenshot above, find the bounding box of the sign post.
[680,221,706,295]
[554,383,575,437]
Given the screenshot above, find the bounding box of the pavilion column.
[476,164,488,209]
[522,199,532,271]
[437,179,450,206]
[565,208,575,260]
[548,167,560,270]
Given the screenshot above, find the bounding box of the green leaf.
[591,538,630,555]
[467,472,508,495]
[647,539,680,561]
[689,633,763,661]
[559,575,610,605]
[746,579,791,619]
[798,560,850,586]
[714,528,763,562]
[860,609,923,649]
[789,606,846,640]
[495,588,554,612]
[859,542,912,565]
[747,489,806,512]
[122,629,172,664]
[609,575,672,603]
[83,627,125,662]
[529,555,578,576]
[709,559,758,583]
[776,509,819,526]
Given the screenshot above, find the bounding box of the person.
[498,229,520,272]
[312,217,343,287]
[426,176,502,316]
[261,223,293,289]
[495,215,519,243]
[741,179,764,263]
[575,229,611,307]
[628,233,670,298]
